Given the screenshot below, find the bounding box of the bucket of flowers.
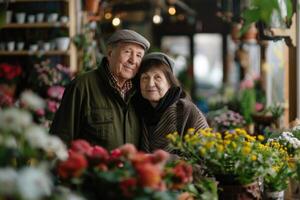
[56,140,217,200]
[167,128,278,199]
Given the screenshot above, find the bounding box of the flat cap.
[142,52,175,72]
[107,29,150,51]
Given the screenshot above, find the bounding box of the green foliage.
[240,88,256,124]
[241,0,293,34]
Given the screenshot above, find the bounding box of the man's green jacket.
[50,57,141,150]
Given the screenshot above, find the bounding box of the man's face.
[107,42,145,83]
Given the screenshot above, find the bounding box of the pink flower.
[47,86,65,100]
[240,79,254,90]
[119,143,137,159]
[255,102,264,112]
[47,100,59,113]
[70,139,92,155]
[88,146,109,162]
[35,108,45,116]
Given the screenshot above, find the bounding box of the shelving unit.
[0,0,78,72]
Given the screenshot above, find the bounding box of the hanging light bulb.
[168,6,176,15]
[112,17,121,26]
[153,9,162,24]
[104,12,112,20]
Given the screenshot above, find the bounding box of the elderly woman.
[135,52,209,153]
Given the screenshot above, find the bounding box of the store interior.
[0,0,300,199]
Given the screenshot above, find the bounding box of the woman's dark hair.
[137,59,180,87]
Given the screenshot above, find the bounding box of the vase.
[216,175,262,200]
[264,190,284,200]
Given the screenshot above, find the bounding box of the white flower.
[20,90,45,111]
[0,108,32,133]
[17,167,52,200]
[292,125,300,132]
[45,136,68,161]
[0,168,18,195]
[4,136,17,148]
[24,125,48,149]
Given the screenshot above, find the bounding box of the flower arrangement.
[167,128,276,185]
[0,63,22,85]
[33,86,65,127]
[209,109,245,132]
[28,59,73,92]
[56,140,215,200]
[0,90,79,200]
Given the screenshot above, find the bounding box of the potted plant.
[168,128,278,199]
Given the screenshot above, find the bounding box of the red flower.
[120,178,137,198]
[170,161,193,189]
[0,63,22,83]
[70,139,92,155]
[57,151,88,179]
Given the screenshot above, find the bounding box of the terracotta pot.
[85,0,100,14]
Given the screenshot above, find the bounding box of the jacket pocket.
[87,109,113,140]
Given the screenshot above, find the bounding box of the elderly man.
[50,29,150,150]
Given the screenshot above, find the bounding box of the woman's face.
[140,67,171,107]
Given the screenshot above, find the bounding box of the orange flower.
[136,163,161,189]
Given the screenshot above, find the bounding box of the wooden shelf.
[1,22,69,29]
[0,50,69,56]
[6,0,68,2]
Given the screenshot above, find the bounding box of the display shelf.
[1,23,69,29]
[6,0,68,2]
[0,50,69,56]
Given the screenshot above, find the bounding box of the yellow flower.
[187,128,195,134]
[251,155,257,161]
[217,144,224,152]
[257,135,264,141]
[199,148,206,156]
[242,146,251,155]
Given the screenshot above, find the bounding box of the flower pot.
[36,13,45,23]
[7,41,15,51]
[216,175,262,200]
[17,42,25,51]
[27,14,35,23]
[265,190,284,200]
[15,12,26,24]
[5,10,13,24]
[56,37,70,51]
[47,13,59,23]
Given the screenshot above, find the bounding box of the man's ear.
[107,47,113,58]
